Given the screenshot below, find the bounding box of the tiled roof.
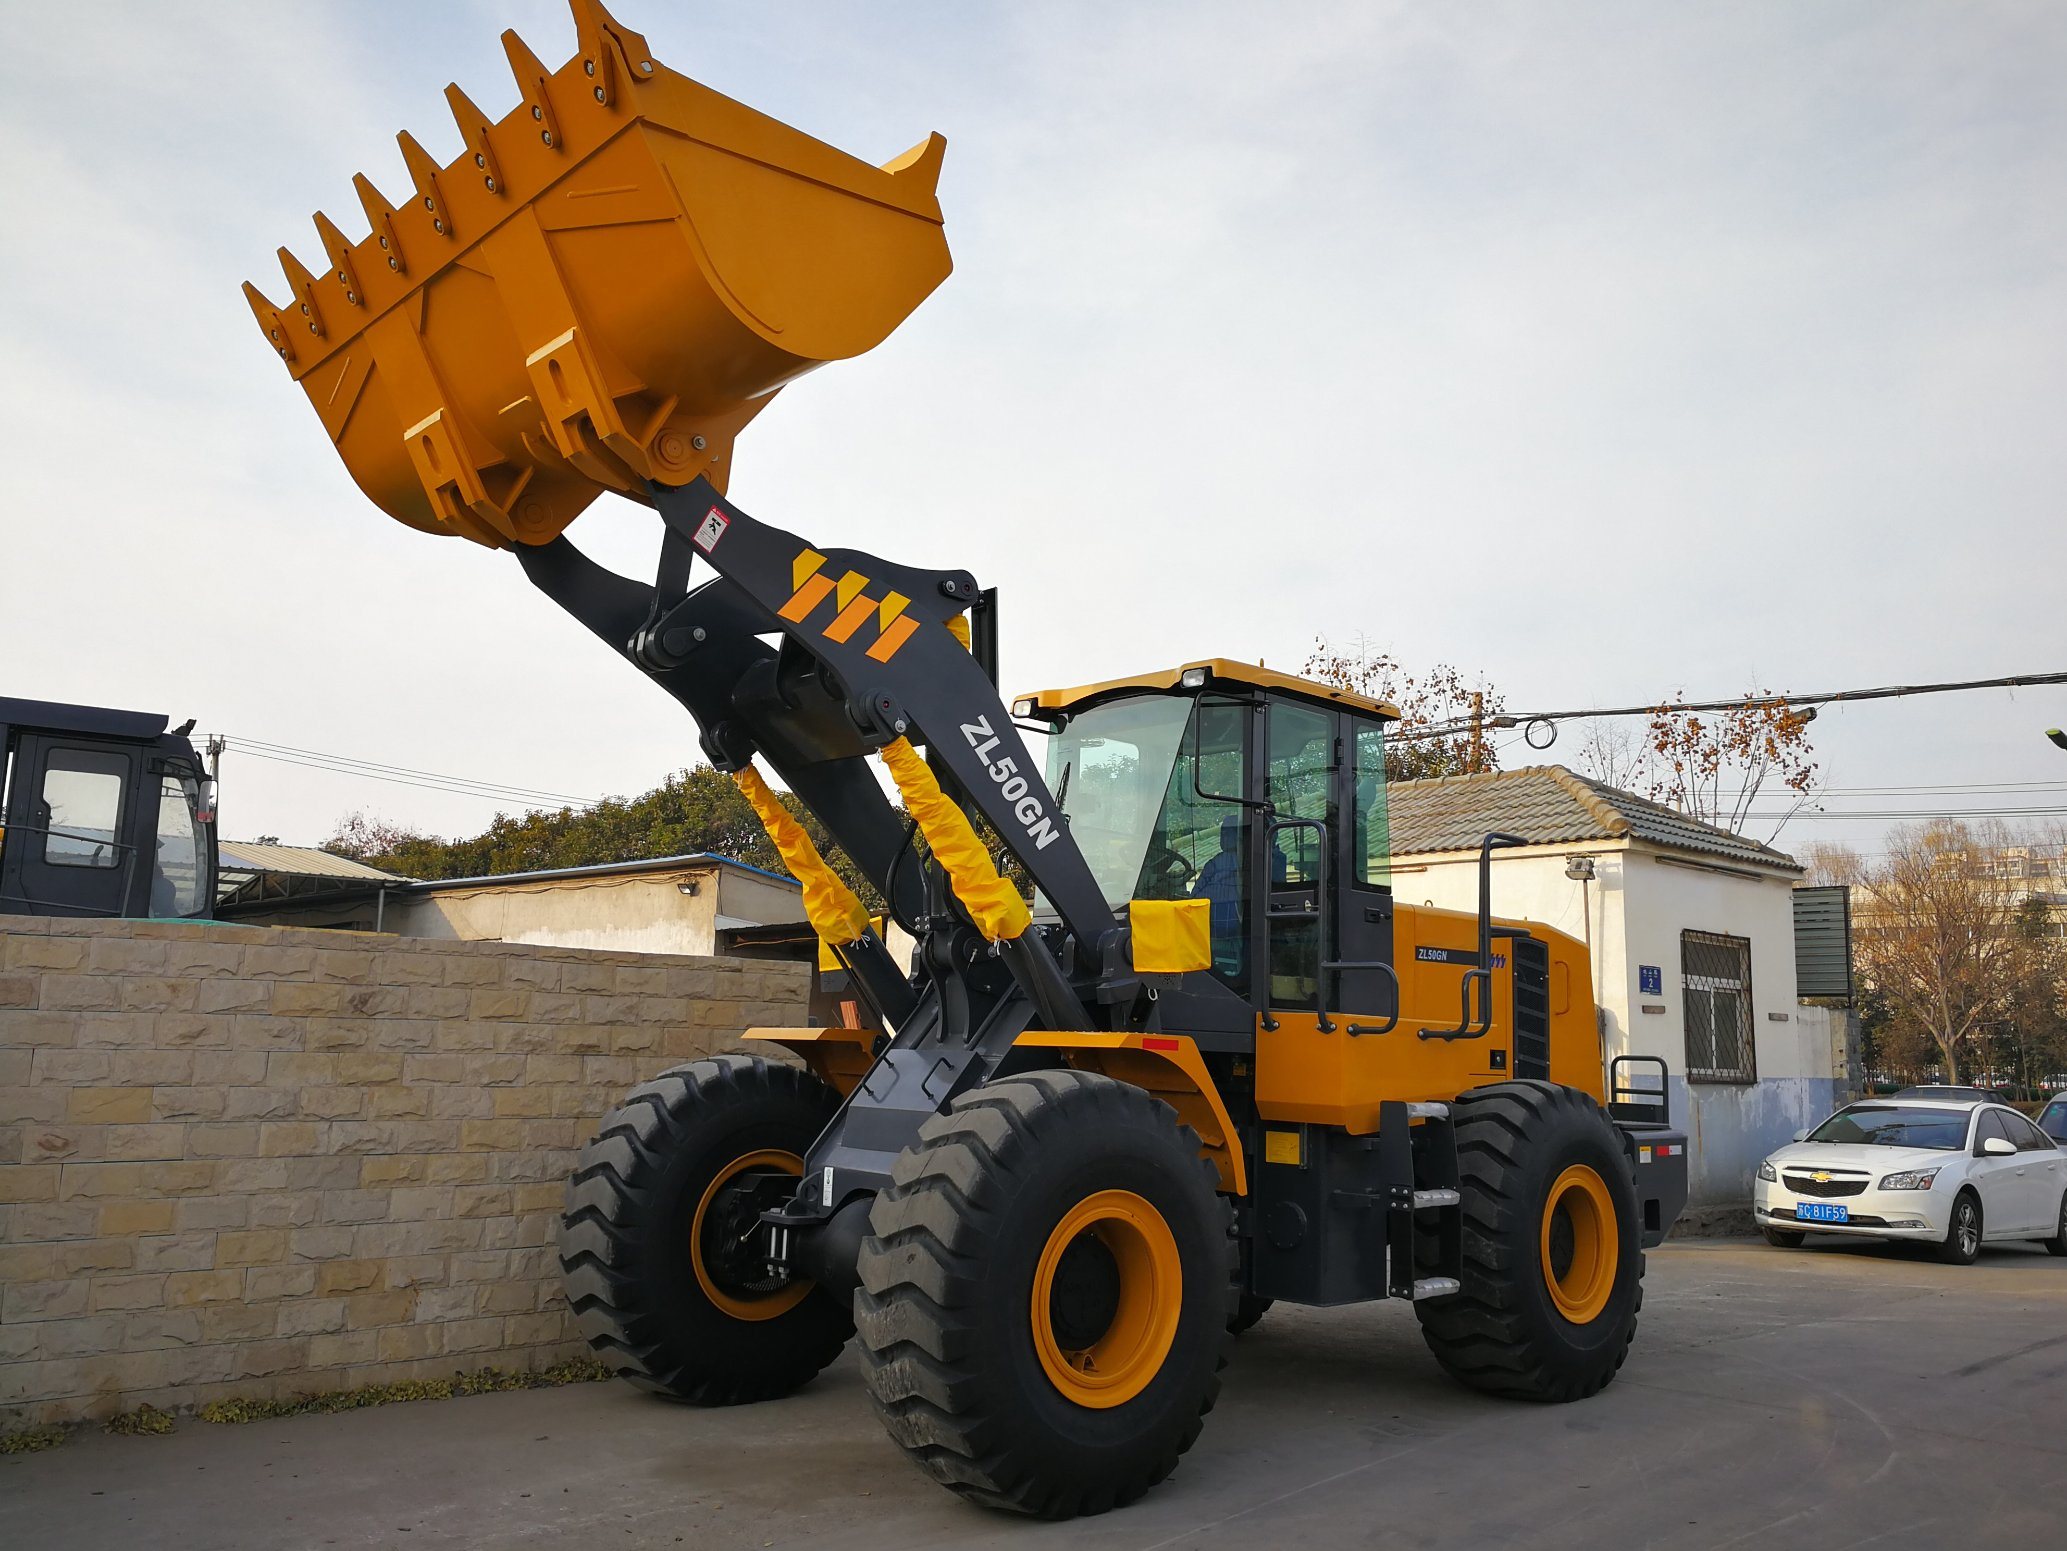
[1385,766,1801,873]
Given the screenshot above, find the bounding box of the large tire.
[855,1070,1234,1518]
[2044,1191,2067,1258]
[559,1055,853,1405]
[1415,1081,1644,1403]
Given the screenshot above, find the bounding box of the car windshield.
[2039,1101,2067,1143]
[1806,1104,1968,1151]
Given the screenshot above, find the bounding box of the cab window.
[1352,721,1390,886]
[1266,703,1332,886]
[150,776,208,918]
[42,751,127,869]
[1264,702,1332,1006]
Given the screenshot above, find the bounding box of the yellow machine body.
[1253,903,1604,1134]
[245,0,950,549]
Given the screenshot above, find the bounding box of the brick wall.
[0,916,807,1429]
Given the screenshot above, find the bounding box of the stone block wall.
[0,916,807,1429]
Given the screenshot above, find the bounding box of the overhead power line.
[207,735,609,812]
[1398,668,2067,742]
[1813,779,2067,796]
[1752,807,2067,821]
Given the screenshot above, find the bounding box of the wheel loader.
[246,0,1690,1517]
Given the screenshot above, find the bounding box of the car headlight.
[1757,1159,1777,1183]
[1878,1167,1942,1191]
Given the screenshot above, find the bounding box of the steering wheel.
[1144,844,1194,888]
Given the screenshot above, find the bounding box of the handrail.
[0,822,142,916]
[1262,815,1332,1033]
[1609,1055,1672,1124]
[1420,830,1530,1041]
[1329,958,1400,1036]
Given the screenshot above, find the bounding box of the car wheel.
[1937,1190,1982,1266]
[2043,1191,2067,1258]
[1762,1227,1806,1249]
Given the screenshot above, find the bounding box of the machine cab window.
[1034,663,1396,1013]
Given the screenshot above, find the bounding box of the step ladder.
[1380,1097,1464,1303]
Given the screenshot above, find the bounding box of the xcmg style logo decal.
[777,548,920,663]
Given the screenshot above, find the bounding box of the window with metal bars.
[1682,930,1755,1083]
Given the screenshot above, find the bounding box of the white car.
[1753,1099,2067,1264]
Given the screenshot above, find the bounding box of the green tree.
[322,766,880,903]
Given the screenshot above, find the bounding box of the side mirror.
[1980,1136,2017,1158]
[1792,1128,1809,1143]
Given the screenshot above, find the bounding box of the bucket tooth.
[397,130,456,242]
[569,0,654,109]
[882,133,946,196]
[312,213,366,307]
[278,247,326,340]
[445,83,506,195]
[501,31,563,151]
[354,173,407,275]
[243,280,296,364]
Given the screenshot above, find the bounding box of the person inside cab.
[1190,814,1287,981]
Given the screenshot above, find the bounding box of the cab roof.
[1015,660,1402,722]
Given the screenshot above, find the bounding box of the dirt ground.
[4,1236,2063,1550]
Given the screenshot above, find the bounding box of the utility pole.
[1469,691,1486,774]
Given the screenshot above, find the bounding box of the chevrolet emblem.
[1812,1171,1832,1184]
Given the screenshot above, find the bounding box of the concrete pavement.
[4,1236,2063,1550]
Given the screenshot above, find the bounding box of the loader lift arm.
[519,473,1123,1255]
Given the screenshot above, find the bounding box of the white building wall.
[1387,842,1838,1210]
[388,863,803,959]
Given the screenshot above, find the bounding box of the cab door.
[1331,716,1400,1033]
[1259,700,1333,1021]
[0,736,144,916]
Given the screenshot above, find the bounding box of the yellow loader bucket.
[245,0,950,548]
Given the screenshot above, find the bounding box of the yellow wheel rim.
[1540,1164,1618,1324]
[1030,1189,1182,1409]
[690,1149,810,1322]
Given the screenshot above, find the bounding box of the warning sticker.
[693,505,730,553]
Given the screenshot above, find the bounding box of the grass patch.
[198,1356,611,1425]
[0,1425,68,1455]
[103,1404,176,1437]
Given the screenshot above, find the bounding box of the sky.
[2,0,2062,861]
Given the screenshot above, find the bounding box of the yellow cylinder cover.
[245,0,950,548]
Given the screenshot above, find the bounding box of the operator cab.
[0,697,217,920]
[1013,660,1401,1032]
